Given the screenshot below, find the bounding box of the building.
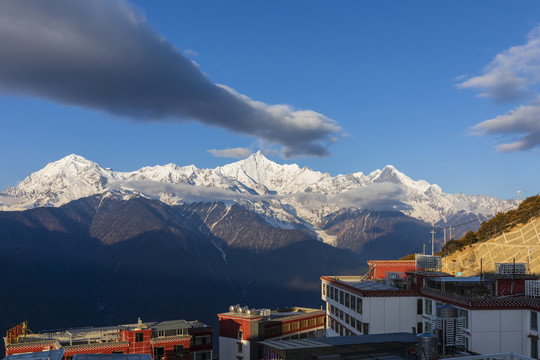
[366,260,417,281]
[321,276,424,336]
[260,332,417,360]
[218,305,325,360]
[3,319,212,360]
[321,255,540,358]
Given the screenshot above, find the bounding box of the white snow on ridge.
[0,152,517,230]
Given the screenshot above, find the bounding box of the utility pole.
[443,228,447,246]
[431,229,436,255]
[517,190,522,203]
[449,226,453,241]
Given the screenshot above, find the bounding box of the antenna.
[517,190,522,203]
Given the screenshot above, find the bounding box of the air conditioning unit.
[495,263,528,275]
[415,255,442,272]
[526,280,540,298]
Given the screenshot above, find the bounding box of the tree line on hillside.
[441,195,540,255]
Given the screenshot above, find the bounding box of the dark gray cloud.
[0,0,342,157]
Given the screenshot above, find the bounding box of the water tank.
[436,304,458,318]
[417,332,439,360]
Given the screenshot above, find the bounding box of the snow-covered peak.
[0,153,517,227]
[1,154,114,209]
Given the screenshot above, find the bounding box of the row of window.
[329,316,369,336]
[152,329,189,338]
[153,345,184,359]
[324,283,362,314]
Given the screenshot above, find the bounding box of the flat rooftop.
[324,277,397,291]
[219,306,324,320]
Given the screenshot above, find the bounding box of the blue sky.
[1,1,540,200]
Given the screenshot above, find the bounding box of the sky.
[1,1,540,200]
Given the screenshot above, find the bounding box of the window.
[339,310,343,320]
[195,335,211,346]
[532,311,538,332]
[195,352,210,360]
[532,338,538,359]
[363,323,369,335]
[153,347,164,360]
[237,342,243,353]
[339,290,344,305]
[136,333,144,342]
[323,283,326,296]
[350,295,356,311]
[237,330,243,339]
[417,322,423,334]
[356,298,362,314]
[174,345,184,358]
[330,286,334,299]
[345,293,350,308]
[345,314,349,324]
[424,299,432,315]
[417,299,423,314]
[113,352,124,355]
[356,319,362,331]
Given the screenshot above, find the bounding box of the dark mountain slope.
[0,194,363,336]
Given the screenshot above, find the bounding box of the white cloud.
[460,24,540,152]
[108,180,409,212]
[472,100,540,152]
[208,147,253,159]
[458,25,540,102]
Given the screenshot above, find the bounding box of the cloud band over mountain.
[0,0,341,157]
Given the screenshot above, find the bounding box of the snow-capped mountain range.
[0,152,516,241]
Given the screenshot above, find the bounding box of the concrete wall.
[219,337,250,360]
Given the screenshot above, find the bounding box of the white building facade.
[322,275,540,358]
[321,276,423,337]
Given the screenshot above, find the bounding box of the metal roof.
[260,339,331,350]
[144,320,191,330]
[261,333,417,350]
[73,355,152,360]
[431,276,482,283]
[4,349,65,360]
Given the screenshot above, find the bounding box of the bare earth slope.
[442,217,540,276]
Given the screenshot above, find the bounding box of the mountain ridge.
[0,152,516,243]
